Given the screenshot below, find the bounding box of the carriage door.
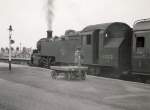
[93,30,100,64]
[133,32,150,73]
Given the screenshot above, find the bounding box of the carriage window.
[136,37,145,47]
[86,35,91,45]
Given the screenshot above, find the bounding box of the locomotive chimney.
[47,30,53,39]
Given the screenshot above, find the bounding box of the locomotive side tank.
[132,19,150,75]
[80,22,132,76]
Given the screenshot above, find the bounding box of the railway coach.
[131,19,150,81]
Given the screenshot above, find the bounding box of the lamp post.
[8,25,13,71]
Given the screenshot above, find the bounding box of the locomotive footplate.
[50,66,88,80]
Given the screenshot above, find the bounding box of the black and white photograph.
[0,0,150,110]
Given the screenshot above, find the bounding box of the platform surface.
[0,62,150,110]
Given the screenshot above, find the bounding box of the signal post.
[8,25,14,71]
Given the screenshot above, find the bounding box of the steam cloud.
[46,0,54,30]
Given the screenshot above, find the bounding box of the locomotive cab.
[132,19,150,75]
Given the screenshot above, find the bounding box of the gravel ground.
[0,62,150,110]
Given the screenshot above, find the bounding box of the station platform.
[0,62,149,110]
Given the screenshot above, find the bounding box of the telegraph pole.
[8,25,13,71]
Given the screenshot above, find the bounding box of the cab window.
[86,35,91,45]
[136,37,145,48]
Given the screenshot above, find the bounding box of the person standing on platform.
[74,48,81,67]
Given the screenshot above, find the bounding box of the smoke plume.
[46,0,54,30]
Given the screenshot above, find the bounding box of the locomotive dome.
[63,29,80,40]
[65,29,76,36]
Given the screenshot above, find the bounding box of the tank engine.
[32,29,81,68]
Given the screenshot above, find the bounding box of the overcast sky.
[0,0,150,49]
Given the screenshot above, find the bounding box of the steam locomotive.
[31,18,150,82]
